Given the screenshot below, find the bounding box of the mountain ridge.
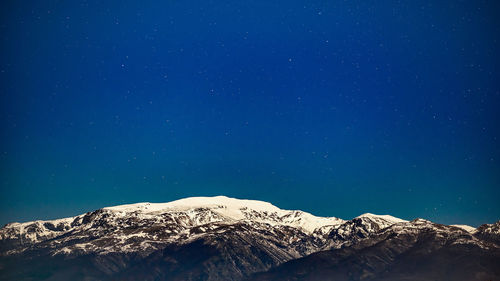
[1,196,497,281]
[2,195,478,235]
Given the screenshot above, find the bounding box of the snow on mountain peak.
[103,195,343,233]
[356,213,407,224]
[451,224,476,233]
[104,195,281,214]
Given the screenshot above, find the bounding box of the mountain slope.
[0,196,344,256]
[0,196,345,280]
[251,219,500,281]
[0,196,497,281]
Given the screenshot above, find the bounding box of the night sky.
[1,0,499,227]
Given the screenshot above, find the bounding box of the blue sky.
[1,0,499,226]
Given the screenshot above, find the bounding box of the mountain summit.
[0,196,498,281]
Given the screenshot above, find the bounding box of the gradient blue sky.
[1,0,499,227]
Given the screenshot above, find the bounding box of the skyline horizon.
[1,193,495,228]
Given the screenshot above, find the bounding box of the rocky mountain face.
[251,219,500,281]
[0,196,498,281]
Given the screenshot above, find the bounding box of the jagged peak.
[451,224,476,233]
[411,218,432,224]
[355,213,407,224]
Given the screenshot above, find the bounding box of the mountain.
[0,196,344,281]
[0,196,498,281]
[251,219,500,281]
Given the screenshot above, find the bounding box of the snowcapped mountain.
[0,196,498,281]
[0,196,344,256]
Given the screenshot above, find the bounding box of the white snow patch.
[104,196,281,214]
[103,196,344,233]
[451,224,476,233]
[356,213,407,224]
